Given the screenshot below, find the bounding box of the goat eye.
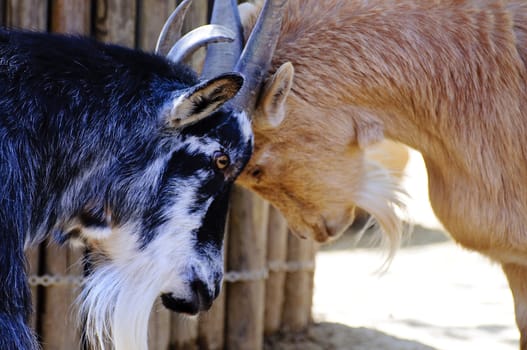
[213,151,230,170]
[250,167,263,179]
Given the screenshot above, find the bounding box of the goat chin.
[354,159,408,267]
[78,259,162,350]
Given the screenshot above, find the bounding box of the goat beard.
[354,159,409,269]
[77,258,163,350]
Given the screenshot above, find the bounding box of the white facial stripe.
[159,179,209,237]
[176,135,222,156]
[174,111,252,156]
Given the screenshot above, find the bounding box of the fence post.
[281,235,317,331]
[138,0,177,52]
[0,0,5,26]
[94,0,136,47]
[50,0,90,34]
[26,247,41,336]
[5,0,47,30]
[264,206,288,335]
[41,244,84,349]
[198,287,227,350]
[226,186,269,350]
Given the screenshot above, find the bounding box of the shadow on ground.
[264,322,438,350]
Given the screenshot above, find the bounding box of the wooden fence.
[2,1,318,349]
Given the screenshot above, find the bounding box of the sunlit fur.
[354,159,406,262]
[237,1,406,251]
[237,86,406,251]
[239,0,527,348]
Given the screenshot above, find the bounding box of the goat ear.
[254,62,294,130]
[168,73,244,129]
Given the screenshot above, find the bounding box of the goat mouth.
[160,283,216,315]
[289,219,341,243]
[314,217,352,243]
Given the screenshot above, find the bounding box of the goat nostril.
[160,280,217,314]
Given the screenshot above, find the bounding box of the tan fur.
[236,0,527,347]
[356,140,410,221]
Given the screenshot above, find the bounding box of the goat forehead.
[177,135,222,155]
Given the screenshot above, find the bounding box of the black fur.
[0,29,251,349]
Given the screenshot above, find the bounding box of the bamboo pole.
[264,206,288,335]
[94,0,136,47]
[148,300,172,350]
[50,0,91,34]
[281,235,317,331]
[306,242,318,324]
[25,247,40,335]
[138,0,177,52]
[197,288,226,350]
[170,314,198,350]
[226,186,269,350]
[41,244,84,349]
[0,0,6,26]
[5,0,47,30]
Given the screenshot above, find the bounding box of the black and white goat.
[0,0,286,346]
[0,27,249,349]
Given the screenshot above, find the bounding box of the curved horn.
[155,0,194,56]
[166,25,236,65]
[233,0,288,113]
[201,0,244,79]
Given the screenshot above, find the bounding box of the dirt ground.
[266,150,519,350]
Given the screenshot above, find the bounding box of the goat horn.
[200,0,244,79]
[233,0,288,114]
[155,0,194,56]
[166,25,236,65]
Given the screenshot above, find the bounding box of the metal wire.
[28,260,315,287]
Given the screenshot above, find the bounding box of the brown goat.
[235,0,527,347]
